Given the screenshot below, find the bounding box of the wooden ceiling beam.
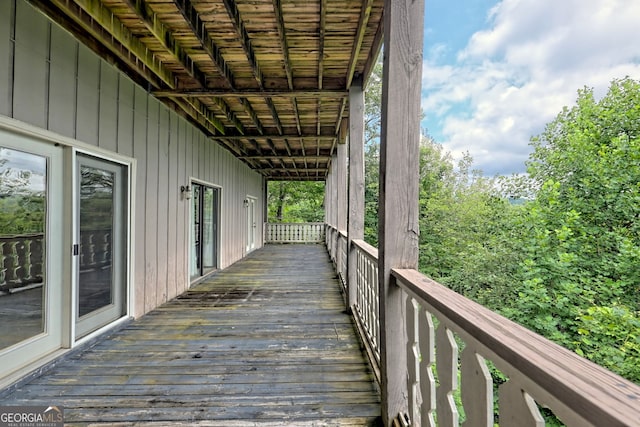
[121,0,242,134]
[219,0,282,145]
[29,0,162,89]
[346,0,375,88]
[272,0,294,90]
[48,0,173,88]
[318,0,327,91]
[266,176,325,182]
[362,17,384,87]
[262,168,327,173]
[239,155,331,161]
[271,0,301,138]
[212,134,336,141]
[151,89,348,99]
[174,0,234,89]
[316,0,327,176]
[172,99,249,159]
[144,0,244,133]
[221,0,262,85]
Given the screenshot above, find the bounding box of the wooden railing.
[265,222,325,243]
[325,225,348,292]
[0,233,44,292]
[351,239,380,368]
[1,230,112,293]
[324,225,640,426]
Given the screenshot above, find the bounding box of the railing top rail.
[392,268,640,426]
[351,239,378,261]
[267,222,325,226]
[0,233,45,241]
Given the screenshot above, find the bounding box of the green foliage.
[410,77,640,385]
[501,78,640,383]
[267,181,325,223]
[0,195,45,235]
[417,139,525,308]
[270,59,640,389]
[0,151,46,235]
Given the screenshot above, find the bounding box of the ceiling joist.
[40,0,385,179]
[151,89,348,99]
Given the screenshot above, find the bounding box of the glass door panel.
[75,155,127,339]
[246,197,256,252]
[0,133,63,378]
[190,185,201,279]
[190,183,219,280]
[202,187,217,272]
[0,147,47,349]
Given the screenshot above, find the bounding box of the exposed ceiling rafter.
[34,0,385,180]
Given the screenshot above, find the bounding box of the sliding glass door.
[0,133,63,373]
[190,183,220,280]
[75,154,127,339]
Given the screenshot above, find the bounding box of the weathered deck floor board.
[2,245,381,426]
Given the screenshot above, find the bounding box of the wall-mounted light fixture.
[243,198,249,207]
[180,185,192,200]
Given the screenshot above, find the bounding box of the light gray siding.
[0,0,265,318]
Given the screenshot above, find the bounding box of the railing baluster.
[436,323,460,427]
[21,238,34,281]
[0,242,7,288]
[461,347,493,427]
[499,380,544,427]
[420,308,436,427]
[6,242,20,284]
[373,259,380,355]
[406,296,421,425]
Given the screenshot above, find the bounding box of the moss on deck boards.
[2,244,381,426]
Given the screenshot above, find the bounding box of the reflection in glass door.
[0,135,63,377]
[190,183,219,279]
[0,148,48,349]
[246,197,256,252]
[75,155,127,339]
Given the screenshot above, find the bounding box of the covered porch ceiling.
[31,0,384,181]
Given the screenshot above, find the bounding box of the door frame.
[70,147,134,346]
[188,178,222,284]
[0,116,135,386]
[73,153,129,340]
[0,128,65,380]
[245,195,257,253]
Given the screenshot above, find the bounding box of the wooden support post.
[348,77,365,309]
[330,153,339,228]
[378,0,424,423]
[337,140,348,233]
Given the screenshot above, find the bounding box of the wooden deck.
[2,245,381,426]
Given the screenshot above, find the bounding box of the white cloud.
[422,0,640,175]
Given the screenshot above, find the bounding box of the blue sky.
[421,0,640,175]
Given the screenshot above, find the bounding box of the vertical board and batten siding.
[0,0,264,318]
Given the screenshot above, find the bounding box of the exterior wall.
[0,0,264,318]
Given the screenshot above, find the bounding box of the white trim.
[245,195,258,253]
[0,116,134,166]
[0,115,136,350]
[187,177,223,285]
[0,129,65,378]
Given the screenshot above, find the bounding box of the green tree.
[267,181,325,223]
[507,77,640,382]
[416,138,523,307]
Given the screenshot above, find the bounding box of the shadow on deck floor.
[2,244,381,426]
